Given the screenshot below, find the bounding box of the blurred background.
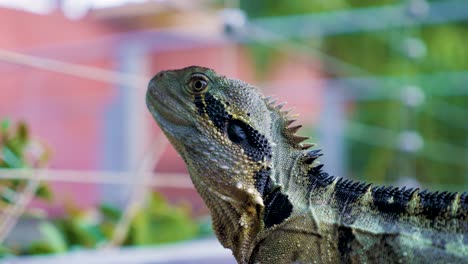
[0,0,467,263]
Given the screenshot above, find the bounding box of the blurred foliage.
[0,119,52,258]
[240,1,468,190]
[128,193,199,245]
[8,193,210,256]
[0,119,52,206]
[0,122,211,258]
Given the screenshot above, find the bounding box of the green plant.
[0,119,52,257]
[0,119,52,205]
[0,120,212,257]
[240,2,468,190]
[20,192,210,255]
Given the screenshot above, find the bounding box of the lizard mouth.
[146,92,191,127]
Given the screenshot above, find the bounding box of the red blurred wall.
[0,8,115,209]
[0,7,324,214]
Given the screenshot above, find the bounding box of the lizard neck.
[188,166,262,263]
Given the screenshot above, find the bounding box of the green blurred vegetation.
[240,1,468,190]
[0,121,211,258]
[0,119,52,206]
[16,193,209,256]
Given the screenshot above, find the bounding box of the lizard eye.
[188,74,209,94]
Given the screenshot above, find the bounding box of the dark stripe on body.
[419,190,456,220]
[337,226,355,264]
[371,186,416,217]
[307,162,335,192]
[194,92,285,225]
[254,167,272,198]
[263,187,293,228]
[461,192,468,211]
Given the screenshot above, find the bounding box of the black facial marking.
[263,188,293,228]
[227,119,272,162]
[337,226,355,264]
[254,168,272,198]
[227,120,247,143]
[198,92,272,162]
[194,95,205,115]
[371,186,416,216]
[204,92,231,130]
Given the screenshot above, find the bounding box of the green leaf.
[99,204,121,221]
[65,217,106,248]
[131,211,151,245]
[17,122,29,143]
[0,244,13,257]
[35,184,53,201]
[2,146,24,168]
[24,241,54,255]
[0,119,10,132]
[128,193,199,245]
[38,222,67,253]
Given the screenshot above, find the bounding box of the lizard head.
[147,66,273,200]
[147,66,307,253]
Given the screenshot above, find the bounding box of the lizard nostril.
[157,72,166,79]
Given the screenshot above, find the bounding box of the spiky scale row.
[285,119,296,126]
[304,149,323,165]
[334,178,371,216]
[287,125,302,134]
[419,190,457,219]
[264,95,314,149]
[371,186,417,216]
[148,67,468,264]
[291,135,310,144]
[300,143,316,150]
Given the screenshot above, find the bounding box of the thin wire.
[106,135,169,247]
[0,49,148,88]
[346,121,468,167]
[245,23,370,77]
[0,169,193,188]
[0,169,43,243]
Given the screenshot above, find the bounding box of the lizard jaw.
[146,93,191,128]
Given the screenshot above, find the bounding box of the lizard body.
[146,66,468,264]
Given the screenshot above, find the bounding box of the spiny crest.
[263,95,315,150]
[303,149,323,165]
[335,178,372,196]
[331,179,465,220]
[417,189,461,218]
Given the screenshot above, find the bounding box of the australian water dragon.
[146,66,467,264]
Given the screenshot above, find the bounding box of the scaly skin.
[146,66,468,264]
